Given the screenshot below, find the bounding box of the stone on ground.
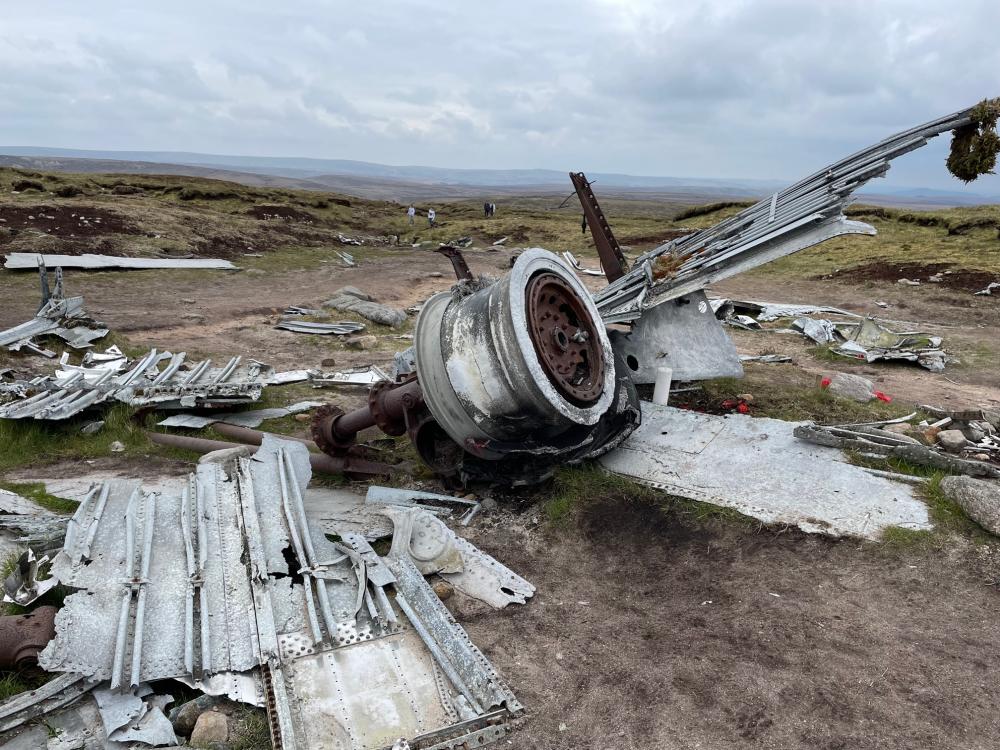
[939,476,1000,536]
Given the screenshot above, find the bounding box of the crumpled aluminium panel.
[382,506,536,609]
[0,347,273,420]
[0,266,107,356]
[599,402,932,540]
[595,106,978,324]
[37,437,522,750]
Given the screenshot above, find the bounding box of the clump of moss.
[947,98,1000,183]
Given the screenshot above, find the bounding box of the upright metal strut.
[570,171,627,282]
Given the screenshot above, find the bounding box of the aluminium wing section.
[594,106,976,323]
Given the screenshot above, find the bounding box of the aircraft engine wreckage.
[308,102,996,484]
[313,248,640,485]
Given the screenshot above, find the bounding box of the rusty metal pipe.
[146,431,392,477]
[212,422,316,449]
[313,378,424,453]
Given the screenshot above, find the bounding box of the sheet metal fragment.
[600,402,932,539]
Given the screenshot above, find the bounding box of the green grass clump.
[0,481,77,514]
[545,464,756,528]
[231,707,273,750]
[0,403,149,473]
[697,371,910,424]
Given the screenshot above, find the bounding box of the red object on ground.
[820,377,832,389]
[873,391,892,402]
[736,402,750,414]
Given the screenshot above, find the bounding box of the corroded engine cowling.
[413,249,639,483]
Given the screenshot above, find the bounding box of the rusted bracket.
[569,171,627,282]
[435,245,474,281]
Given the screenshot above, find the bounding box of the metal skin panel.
[27,436,522,750]
[3,253,237,270]
[283,631,450,750]
[608,290,744,384]
[599,402,932,540]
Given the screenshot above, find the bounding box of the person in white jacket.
[407,205,415,224]
[427,208,436,227]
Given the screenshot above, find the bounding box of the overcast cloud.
[1,0,998,192]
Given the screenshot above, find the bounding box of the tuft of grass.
[0,673,32,702]
[544,465,658,523]
[697,370,911,424]
[880,525,936,550]
[230,707,273,750]
[544,464,756,528]
[0,481,78,514]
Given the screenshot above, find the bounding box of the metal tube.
[146,431,393,477]
[394,593,483,714]
[276,453,323,643]
[212,422,316,449]
[195,478,211,675]
[110,489,140,690]
[130,493,157,688]
[280,449,339,640]
[180,483,195,675]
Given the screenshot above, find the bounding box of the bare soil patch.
[819,261,998,293]
[246,204,320,223]
[0,205,138,247]
[460,498,1000,750]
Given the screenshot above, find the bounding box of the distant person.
[483,201,490,218]
[428,208,436,227]
[407,205,415,224]
[491,202,497,217]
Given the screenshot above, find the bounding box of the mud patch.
[620,228,695,246]
[246,204,319,223]
[818,262,998,293]
[0,205,138,247]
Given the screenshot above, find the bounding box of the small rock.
[429,272,444,278]
[936,429,968,453]
[480,497,498,512]
[80,420,105,435]
[294,413,312,423]
[492,236,508,246]
[884,423,915,436]
[432,580,454,600]
[109,441,125,453]
[823,372,874,402]
[966,420,995,442]
[190,709,230,749]
[332,286,371,302]
[181,298,196,304]
[320,358,337,368]
[939,476,1000,536]
[345,335,378,350]
[736,393,754,403]
[897,278,920,286]
[170,695,226,736]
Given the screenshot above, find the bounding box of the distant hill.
[2,147,998,208]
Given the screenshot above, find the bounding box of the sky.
[1,0,999,193]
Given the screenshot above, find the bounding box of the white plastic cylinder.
[652,366,673,405]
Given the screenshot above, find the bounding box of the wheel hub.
[525,272,605,405]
